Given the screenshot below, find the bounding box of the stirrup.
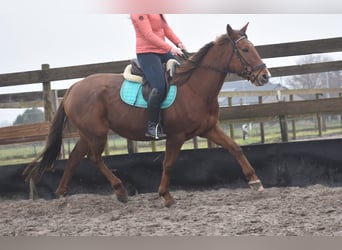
[145,132,166,140]
[145,123,166,140]
[155,123,167,139]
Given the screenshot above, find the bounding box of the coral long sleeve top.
[130,14,181,54]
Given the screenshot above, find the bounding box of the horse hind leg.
[87,135,128,203]
[55,137,89,197]
[203,124,264,192]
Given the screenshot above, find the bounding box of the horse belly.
[107,105,149,140]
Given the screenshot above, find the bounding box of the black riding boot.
[145,88,167,139]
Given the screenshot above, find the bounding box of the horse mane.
[173,34,230,86]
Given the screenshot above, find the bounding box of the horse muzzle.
[252,68,271,86]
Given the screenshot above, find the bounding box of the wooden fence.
[1,37,342,153]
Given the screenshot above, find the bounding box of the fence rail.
[1,37,342,87]
[220,97,342,120]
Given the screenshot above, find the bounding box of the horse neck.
[187,44,233,101]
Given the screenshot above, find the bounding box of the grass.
[1,117,342,166]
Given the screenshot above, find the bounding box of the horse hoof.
[55,191,67,198]
[248,180,264,192]
[161,192,175,207]
[116,189,128,203]
[164,198,176,208]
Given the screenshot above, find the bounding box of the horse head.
[226,23,271,86]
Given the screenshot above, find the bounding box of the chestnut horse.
[24,23,270,207]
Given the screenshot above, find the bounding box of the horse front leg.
[158,135,185,207]
[203,124,264,192]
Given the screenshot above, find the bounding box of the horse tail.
[23,99,68,183]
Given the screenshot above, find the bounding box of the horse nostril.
[262,74,269,83]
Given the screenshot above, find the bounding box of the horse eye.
[241,47,249,52]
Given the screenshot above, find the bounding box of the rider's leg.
[145,88,166,139]
[137,53,167,139]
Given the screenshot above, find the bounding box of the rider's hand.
[177,42,187,51]
[170,47,184,57]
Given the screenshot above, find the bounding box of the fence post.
[279,115,288,142]
[316,94,323,137]
[127,139,138,154]
[258,96,265,143]
[289,94,297,140]
[51,90,58,116]
[151,141,157,152]
[207,139,216,148]
[42,64,53,122]
[104,141,110,155]
[193,137,199,149]
[228,97,234,139]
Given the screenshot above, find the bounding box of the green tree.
[13,108,44,125]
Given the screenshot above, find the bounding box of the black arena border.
[1,138,342,200]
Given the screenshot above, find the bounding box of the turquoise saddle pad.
[120,80,177,109]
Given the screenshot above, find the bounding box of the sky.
[1,0,342,125]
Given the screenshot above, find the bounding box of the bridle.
[231,35,266,83]
[185,34,266,82]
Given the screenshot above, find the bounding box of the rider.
[130,14,186,139]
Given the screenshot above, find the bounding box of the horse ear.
[226,24,233,37]
[240,22,249,34]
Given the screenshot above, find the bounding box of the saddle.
[123,58,179,101]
